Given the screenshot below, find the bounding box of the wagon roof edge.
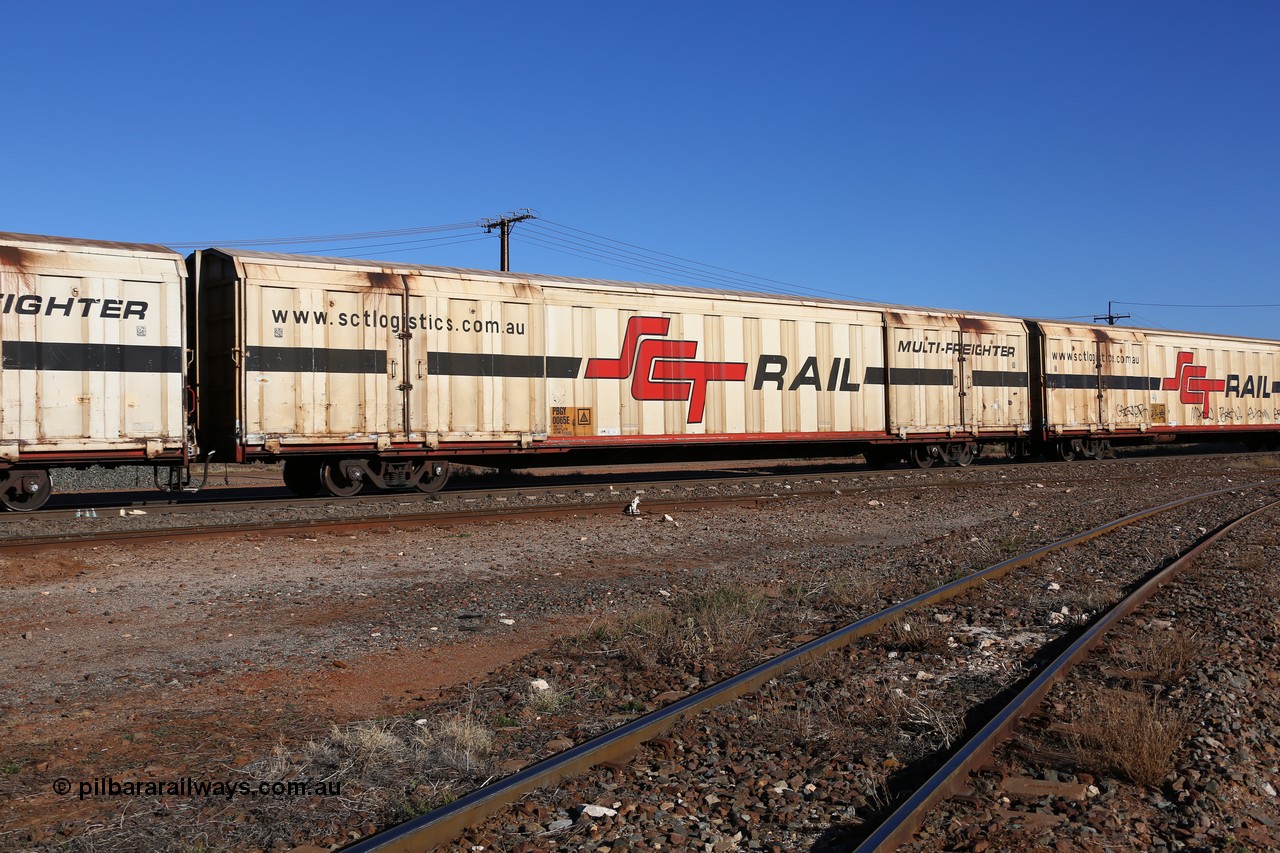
[0,231,184,260]
[196,246,1025,321]
[1027,316,1280,347]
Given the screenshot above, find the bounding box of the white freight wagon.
[192,249,1031,494]
[1034,320,1280,458]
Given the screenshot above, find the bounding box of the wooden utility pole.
[1094,301,1131,325]
[482,210,537,271]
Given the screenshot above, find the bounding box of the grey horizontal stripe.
[247,346,387,374]
[1,341,182,373]
[242,348,582,377]
[888,367,954,386]
[1046,373,1096,390]
[972,370,1029,388]
[1101,375,1162,391]
[871,366,1020,387]
[428,352,581,378]
[1046,374,1162,391]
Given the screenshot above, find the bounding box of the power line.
[281,232,494,257]
[521,232,762,291]
[325,235,491,258]
[1113,300,1280,309]
[526,219,868,302]
[1127,312,1174,330]
[538,219,807,292]
[523,227,781,291]
[163,222,476,249]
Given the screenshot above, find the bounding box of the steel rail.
[339,479,1279,853]
[852,496,1280,852]
[0,465,1174,551]
[3,457,1225,535]
[12,449,1269,523]
[0,493,788,552]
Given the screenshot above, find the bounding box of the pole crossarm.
[481,209,538,271]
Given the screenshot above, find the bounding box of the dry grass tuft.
[1226,451,1280,471]
[248,712,496,798]
[1053,583,1116,619]
[329,720,405,767]
[1133,628,1204,686]
[525,681,570,715]
[883,615,950,655]
[616,586,770,670]
[1069,686,1190,786]
[415,714,495,773]
[814,568,881,610]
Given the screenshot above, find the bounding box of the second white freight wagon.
[1033,320,1280,458]
[191,249,1031,494]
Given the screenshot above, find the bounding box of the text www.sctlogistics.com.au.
[54,776,342,801]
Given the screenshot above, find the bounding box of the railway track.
[3,452,1270,549]
[334,480,1278,852]
[9,447,1271,520]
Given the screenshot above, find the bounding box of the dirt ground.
[0,455,1271,850]
[0,520,626,847]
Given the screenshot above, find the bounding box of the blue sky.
[5,2,1277,338]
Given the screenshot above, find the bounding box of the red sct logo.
[1162,352,1225,418]
[585,317,747,424]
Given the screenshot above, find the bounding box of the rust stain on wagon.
[0,246,32,272]
[0,246,37,293]
[1087,326,1116,344]
[366,271,404,292]
[512,282,540,300]
[956,316,1001,335]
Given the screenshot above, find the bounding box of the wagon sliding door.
[886,321,958,434]
[959,321,1029,433]
[406,288,547,442]
[1096,329,1148,430]
[243,280,402,447]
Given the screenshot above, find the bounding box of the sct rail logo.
[585,317,747,424]
[1162,352,1225,418]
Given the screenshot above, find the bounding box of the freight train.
[0,231,1276,510]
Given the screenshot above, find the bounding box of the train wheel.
[909,445,937,469]
[320,459,365,497]
[1054,441,1077,462]
[1081,439,1105,460]
[0,469,52,511]
[950,443,975,467]
[415,461,451,493]
[282,460,323,497]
